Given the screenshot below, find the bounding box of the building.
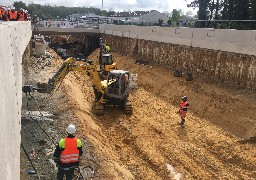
[137,10,169,25]
[178,17,197,27]
[68,14,87,22]
[108,10,169,26]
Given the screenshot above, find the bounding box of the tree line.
[187,0,256,29]
[12,1,116,20]
[12,1,192,26]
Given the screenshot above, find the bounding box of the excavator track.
[94,102,104,115]
[124,100,133,115]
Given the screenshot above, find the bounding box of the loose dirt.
[21,48,256,179]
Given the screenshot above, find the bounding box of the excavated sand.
[24,48,256,179]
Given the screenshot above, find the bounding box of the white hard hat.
[11,6,15,10]
[182,96,187,100]
[66,124,76,134]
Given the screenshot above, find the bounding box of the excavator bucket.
[36,82,52,94]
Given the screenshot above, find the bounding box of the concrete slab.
[0,21,31,180]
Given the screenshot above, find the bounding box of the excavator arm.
[25,57,105,103]
[39,58,74,93]
[22,56,133,115]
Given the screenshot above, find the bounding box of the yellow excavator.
[98,38,117,73]
[23,57,133,115]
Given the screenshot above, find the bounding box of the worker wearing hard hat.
[0,6,7,21]
[179,96,189,127]
[24,10,28,21]
[53,124,83,179]
[0,5,2,20]
[1,7,8,21]
[18,8,25,21]
[8,7,18,21]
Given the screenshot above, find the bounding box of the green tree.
[167,18,172,26]
[13,1,27,10]
[158,18,163,26]
[171,9,182,25]
[107,8,115,16]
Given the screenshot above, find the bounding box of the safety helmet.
[182,96,187,100]
[66,124,76,134]
[11,6,15,10]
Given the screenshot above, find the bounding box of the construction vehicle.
[23,57,133,115]
[98,38,117,73]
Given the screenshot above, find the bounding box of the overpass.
[33,27,100,36]
[33,27,101,57]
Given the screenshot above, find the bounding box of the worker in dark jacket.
[0,6,3,20]
[0,6,8,21]
[53,124,83,180]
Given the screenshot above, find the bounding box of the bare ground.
[21,48,256,179]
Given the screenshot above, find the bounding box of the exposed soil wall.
[102,34,256,90]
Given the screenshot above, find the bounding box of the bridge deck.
[33,27,100,36]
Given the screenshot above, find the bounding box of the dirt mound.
[21,51,101,179]
[21,48,256,179]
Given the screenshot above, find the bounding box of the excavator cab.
[106,70,132,114]
[99,39,117,72]
[100,54,117,72]
[107,70,130,100]
[102,54,113,65]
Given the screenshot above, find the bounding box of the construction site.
[1,22,256,179]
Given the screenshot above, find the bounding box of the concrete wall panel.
[112,30,123,36]
[100,24,256,56]
[104,29,113,35]
[0,21,31,180]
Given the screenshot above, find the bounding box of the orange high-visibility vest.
[60,138,79,164]
[180,101,189,112]
[8,11,18,20]
[18,12,25,21]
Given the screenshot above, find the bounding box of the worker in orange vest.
[8,7,18,21]
[53,124,83,180]
[18,8,25,21]
[24,10,28,21]
[0,7,8,21]
[0,5,2,20]
[179,96,189,127]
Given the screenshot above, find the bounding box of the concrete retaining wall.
[102,34,256,90]
[100,24,256,56]
[0,21,31,180]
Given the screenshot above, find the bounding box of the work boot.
[181,119,185,127]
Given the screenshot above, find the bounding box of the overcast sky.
[1,0,197,14]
